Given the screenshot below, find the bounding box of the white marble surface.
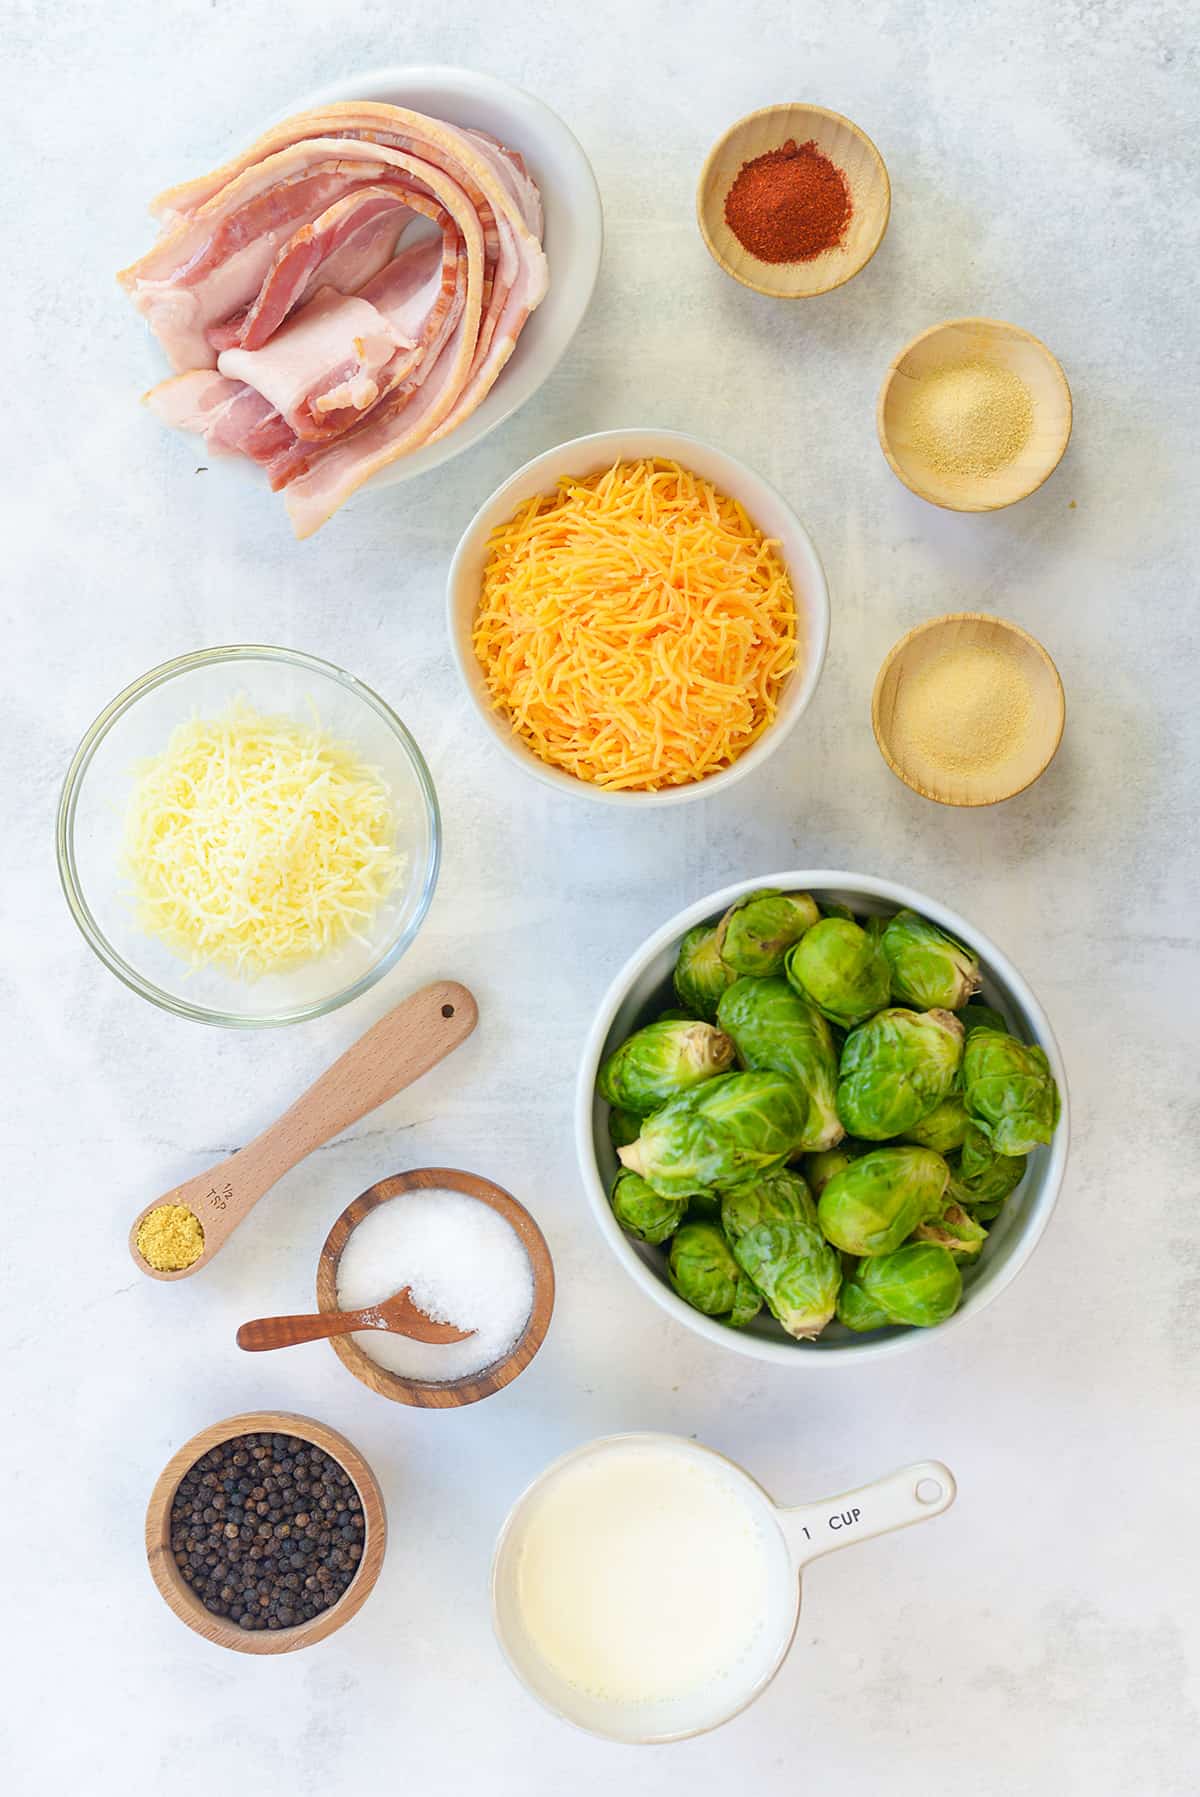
[4,1,1198,1790]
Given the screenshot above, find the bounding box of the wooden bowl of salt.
[316,1168,555,1409]
[872,613,1065,807]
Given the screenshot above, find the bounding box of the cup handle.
[775,1460,956,1570]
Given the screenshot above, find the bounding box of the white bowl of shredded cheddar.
[57,646,440,1026]
[447,430,830,802]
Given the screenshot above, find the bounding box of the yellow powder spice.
[137,1203,205,1271]
[895,645,1032,775]
[909,359,1033,479]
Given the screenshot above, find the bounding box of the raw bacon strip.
[120,102,548,535]
[148,230,460,467]
[123,163,393,371]
[123,139,486,372]
[217,287,413,440]
[145,371,296,465]
[268,254,469,497]
[279,270,471,524]
[361,232,451,339]
[208,185,415,352]
[148,102,538,250]
[461,128,544,236]
[217,234,454,443]
[131,114,543,356]
[293,201,413,318]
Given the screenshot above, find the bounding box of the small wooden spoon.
[130,980,478,1281]
[237,1287,474,1352]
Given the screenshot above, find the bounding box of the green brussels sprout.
[657,1007,692,1023]
[598,1018,735,1115]
[900,1094,969,1155]
[728,1275,765,1328]
[668,1221,762,1327]
[963,1001,1009,1037]
[784,917,891,1029]
[963,1029,1061,1155]
[804,1138,868,1198]
[716,977,843,1151]
[836,1007,964,1140]
[912,1197,988,1258]
[881,910,981,1011]
[619,1071,810,1200]
[817,1145,949,1256]
[732,1216,841,1339]
[820,901,856,922]
[717,889,819,977]
[609,1169,688,1245]
[721,1167,817,1239]
[947,1123,1026,1217]
[673,924,738,1021]
[836,1270,891,1332]
[842,1242,963,1327]
[608,1106,643,1150]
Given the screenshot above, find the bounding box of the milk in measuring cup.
[513,1436,784,1705]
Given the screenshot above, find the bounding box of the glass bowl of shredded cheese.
[57,646,441,1026]
[447,429,830,804]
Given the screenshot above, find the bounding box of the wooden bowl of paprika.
[697,103,890,298]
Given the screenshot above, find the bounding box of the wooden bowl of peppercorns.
[145,1411,386,1654]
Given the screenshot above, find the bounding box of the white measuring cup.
[491,1432,955,1743]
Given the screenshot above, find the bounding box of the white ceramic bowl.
[286,65,603,491]
[576,872,1069,1362]
[447,429,831,805]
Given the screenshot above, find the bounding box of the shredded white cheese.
[122,700,404,978]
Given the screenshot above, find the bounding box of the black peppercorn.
[168,1433,362,1628]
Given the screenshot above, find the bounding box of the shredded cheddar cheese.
[122,701,403,978]
[472,459,799,791]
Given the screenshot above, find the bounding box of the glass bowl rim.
[56,643,442,1028]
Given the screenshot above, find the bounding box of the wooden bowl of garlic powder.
[877,317,1072,512]
[872,612,1065,806]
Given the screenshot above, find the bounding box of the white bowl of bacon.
[118,67,603,538]
[447,429,831,805]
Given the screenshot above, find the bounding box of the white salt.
[335,1189,534,1382]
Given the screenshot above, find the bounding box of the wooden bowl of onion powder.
[872,613,1065,806]
[316,1168,555,1408]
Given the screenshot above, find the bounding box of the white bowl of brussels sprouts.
[576,873,1068,1363]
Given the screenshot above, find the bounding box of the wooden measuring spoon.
[129,980,478,1282]
[236,1288,474,1352]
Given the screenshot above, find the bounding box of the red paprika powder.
[724,138,852,264]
